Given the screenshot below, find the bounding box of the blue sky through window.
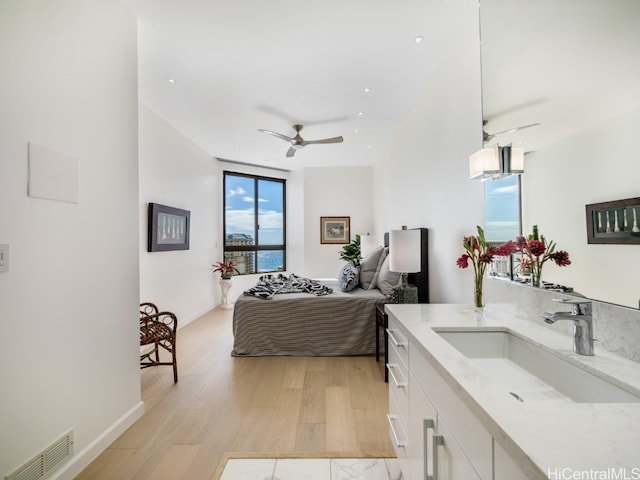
[484,175,521,243]
[225,174,284,245]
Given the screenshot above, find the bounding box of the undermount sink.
[435,329,640,403]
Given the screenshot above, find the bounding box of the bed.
[231,228,429,356]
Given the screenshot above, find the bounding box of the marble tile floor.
[219,457,402,480]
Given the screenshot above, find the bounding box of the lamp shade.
[469,147,500,179]
[360,234,377,259]
[508,147,525,173]
[389,229,421,273]
[469,146,524,179]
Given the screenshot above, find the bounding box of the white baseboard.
[180,302,216,328]
[49,401,145,480]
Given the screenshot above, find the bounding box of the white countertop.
[385,303,640,479]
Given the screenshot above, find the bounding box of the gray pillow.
[359,246,385,289]
[376,255,402,296]
[338,260,360,292]
[368,248,388,290]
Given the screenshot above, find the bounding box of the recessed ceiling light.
[354,128,359,133]
[167,77,176,84]
[415,35,424,44]
[363,87,371,94]
[358,111,364,117]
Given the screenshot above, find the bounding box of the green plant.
[339,234,361,262]
[212,259,240,279]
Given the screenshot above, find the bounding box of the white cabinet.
[388,313,527,480]
[494,441,529,480]
[409,367,482,480]
[408,377,436,480]
[387,319,410,475]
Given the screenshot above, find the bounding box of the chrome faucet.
[542,299,594,356]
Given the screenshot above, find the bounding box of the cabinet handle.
[386,328,407,348]
[424,418,435,480]
[386,414,407,448]
[386,363,407,388]
[428,434,444,480]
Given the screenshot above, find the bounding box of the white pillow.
[359,246,385,289]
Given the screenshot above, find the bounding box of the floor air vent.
[6,430,74,480]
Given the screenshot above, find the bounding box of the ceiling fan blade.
[490,123,540,137]
[303,136,344,146]
[285,147,297,158]
[258,129,293,142]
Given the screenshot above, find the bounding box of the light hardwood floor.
[75,307,394,480]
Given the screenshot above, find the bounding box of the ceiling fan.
[483,120,540,143]
[259,124,344,158]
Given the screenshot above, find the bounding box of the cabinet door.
[494,440,529,480]
[409,375,437,480]
[434,416,482,480]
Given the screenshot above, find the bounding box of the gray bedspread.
[231,285,386,356]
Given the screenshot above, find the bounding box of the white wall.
[303,167,374,278]
[523,105,640,308]
[139,105,220,325]
[0,2,141,479]
[372,0,484,304]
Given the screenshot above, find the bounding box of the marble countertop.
[385,303,640,479]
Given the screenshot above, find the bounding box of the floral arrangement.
[212,259,239,279]
[456,226,514,308]
[514,225,571,287]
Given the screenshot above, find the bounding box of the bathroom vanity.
[386,303,640,480]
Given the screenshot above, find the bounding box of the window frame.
[222,170,286,275]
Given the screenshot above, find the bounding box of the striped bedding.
[231,284,386,356]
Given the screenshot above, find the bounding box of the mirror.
[480,0,640,308]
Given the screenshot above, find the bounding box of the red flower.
[494,240,517,257]
[550,250,571,267]
[457,253,470,268]
[514,225,571,287]
[527,239,546,257]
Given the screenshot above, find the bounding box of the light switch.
[0,244,9,273]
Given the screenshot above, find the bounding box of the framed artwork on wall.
[148,202,191,252]
[320,216,350,244]
[586,197,640,244]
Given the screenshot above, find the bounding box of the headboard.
[384,227,429,303]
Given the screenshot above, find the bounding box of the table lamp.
[389,226,421,303]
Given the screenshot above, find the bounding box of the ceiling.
[480,0,640,152]
[128,0,437,171]
[128,0,640,171]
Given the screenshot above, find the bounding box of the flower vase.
[474,275,484,309]
[531,268,542,288]
[219,278,234,310]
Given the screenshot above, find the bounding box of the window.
[223,171,286,274]
[484,174,522,243]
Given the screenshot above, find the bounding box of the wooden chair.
[139,302,178,383]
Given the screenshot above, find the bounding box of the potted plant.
[213,259,239,309]
[212,259,239,279]
[339,234,361,262]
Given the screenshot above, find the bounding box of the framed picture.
[586,196,640,244]
[320,216,350,244]
[148,202,191,252]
